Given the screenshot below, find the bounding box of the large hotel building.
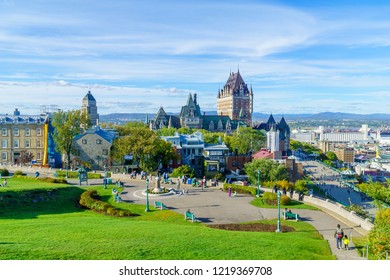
[217,70,253,126]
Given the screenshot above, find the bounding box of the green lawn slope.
[0,177,334,260]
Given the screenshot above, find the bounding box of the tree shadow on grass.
[0,187,86,220]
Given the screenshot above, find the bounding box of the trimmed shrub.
[38,177,68,184]
[14,170,24,176]
[55,170,102,179]
[280,195,291,206]
[0,168,10,176]
[79,189,138,217]
[262,192,277,205]
[222,183,257,196]
[11,175,67,184]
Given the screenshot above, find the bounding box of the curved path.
[117,179,366,260]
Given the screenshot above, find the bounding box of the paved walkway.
[301,160,376,218]
[114,178,366,260]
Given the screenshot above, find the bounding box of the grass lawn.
[0,177,334,260]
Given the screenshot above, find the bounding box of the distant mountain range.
[100,111,390,123]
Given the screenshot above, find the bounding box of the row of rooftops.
[0,108,48,123]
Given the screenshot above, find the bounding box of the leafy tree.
[115,121,147,136]
[19,150,34,165]
[368,208,390,259]
[326,151,338,161]
[51,110,90,176]
[275,180,293,191]
[358,180,390,209]
[290,139,323,157]
[323,159,335,167]
[178,127,194,135]
[156,127,177,136]
[294,179,309,193]
[290,139,304,151]
[170,165,196,178]
[230,127,265,154]
[112,126,176,172]
[244,158,289,185]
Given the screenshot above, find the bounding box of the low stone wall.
[0,164,55,176]
[303,194,374,232]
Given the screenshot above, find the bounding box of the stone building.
[0,109,48,165]
[179,93,202,129]
[217,70,253,126]
[150,93,246,133]
[254,114,291,157]
[72,126,117,170]
[81,90,99,126]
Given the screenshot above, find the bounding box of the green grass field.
[0,177,335,260]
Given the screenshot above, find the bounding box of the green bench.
[282,211,300,221]
[184,211,197,222]
[154,201,167,210]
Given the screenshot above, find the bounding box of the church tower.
[82,90,99,126]
[217,70,253,126]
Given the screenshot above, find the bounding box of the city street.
[301,160,376,219]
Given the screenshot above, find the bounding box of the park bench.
[184,211,198,222]
[282,211,300,221]
[154,201,167,210]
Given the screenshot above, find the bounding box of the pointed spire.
[186,93,194,107]
[267,114,276,125]
[168,115,172,128]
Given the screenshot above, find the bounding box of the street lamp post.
[103,164,107,189]
[145,178,150,212]
[276,190,281,233]
[256,169,261,197]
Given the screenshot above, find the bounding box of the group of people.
[335,224,350,250]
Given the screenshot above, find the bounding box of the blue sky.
[1,0,390,116]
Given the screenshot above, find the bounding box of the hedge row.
[222,183,257,196]
[262,192,291,206]
[0,168,10,176]
[79,189,138,217]
[55,170,103,179]
[12,175,68,184]
[223,183,293,205]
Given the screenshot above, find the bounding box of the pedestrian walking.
[228,187,232,197]
[3,179,7,188]
[176,177,180,190]
[334,224,344,249]
[343,234,350,250]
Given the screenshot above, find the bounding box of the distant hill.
[100,111,390,123]
[253,112,390,121]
